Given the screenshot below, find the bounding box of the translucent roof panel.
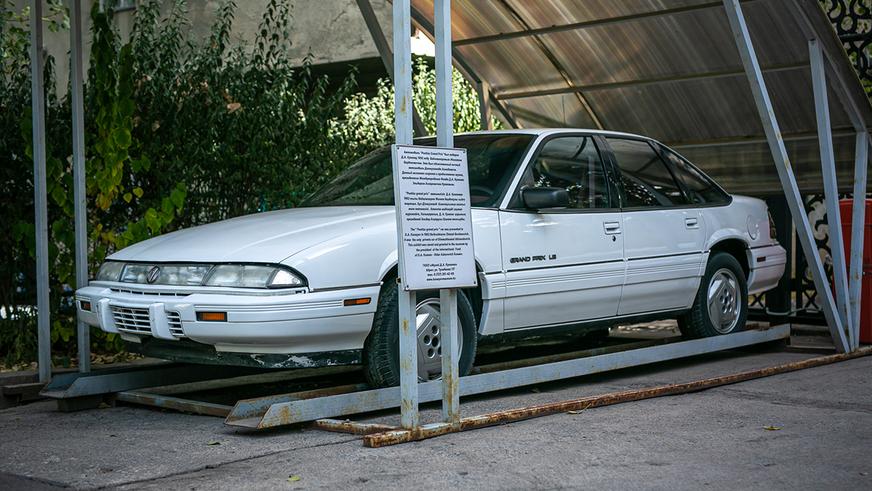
[677,133,859,196]
[410,0,872,194]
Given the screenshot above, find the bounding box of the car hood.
[109,206,396,264]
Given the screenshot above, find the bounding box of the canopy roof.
[409,0,872,196]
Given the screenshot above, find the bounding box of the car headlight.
[96,261,125,281]
[202,265,305,289]
[117,263,213,285]
[93,262,306,289]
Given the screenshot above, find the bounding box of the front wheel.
[678,252,748,338]
[363,281,478,388]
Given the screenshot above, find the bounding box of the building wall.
[12,0,393,92]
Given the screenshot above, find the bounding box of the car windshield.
[300,134,534,208]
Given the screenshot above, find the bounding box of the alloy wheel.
[415,298,463,381]
[707,268,741,334]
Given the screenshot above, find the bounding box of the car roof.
[453,128,657,142]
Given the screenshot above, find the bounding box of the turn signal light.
[79,300,92,312]
[197,311,227,322]
[343,298,372,307]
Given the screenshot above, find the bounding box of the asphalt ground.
[1,339,870,490]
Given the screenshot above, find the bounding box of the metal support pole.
[849,133,869,349]
[434,0,460,427]
[29,0,52,382]
[439,289,460,425]
[70,0,90,373]
[722,0,849,352]
[434,0,452,148]
[476,80,492,131]
[392,0,419,430]
[809,39,852,346]
[356,0,427,137]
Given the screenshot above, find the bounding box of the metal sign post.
[391,0,419,430]
[391,143,476,426]
[434,0,460,427]
[392,0,470,430]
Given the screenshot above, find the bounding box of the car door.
[604,137,706,316]
[499,134,625,330]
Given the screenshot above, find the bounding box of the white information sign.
[392,145,477,291]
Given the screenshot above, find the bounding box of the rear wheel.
[363,281,477,388]
[678,252,748,338]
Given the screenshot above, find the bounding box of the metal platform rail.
[224,326,789,430]
[40,325,796,446]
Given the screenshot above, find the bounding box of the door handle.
[685,217,699,229]
[603,221,622,235]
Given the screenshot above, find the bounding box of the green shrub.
[336,56,500,154]
[0,0,495,367]
[129,0,359,221]
[0,0,361,366]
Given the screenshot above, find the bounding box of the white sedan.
[76,129,786,387]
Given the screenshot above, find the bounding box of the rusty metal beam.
[362,346,872,447]
[314,419,398,435]
[116,391,232,418]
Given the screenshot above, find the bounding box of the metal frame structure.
[809,37,852,345]
[722,0,857,353]
[70,0,90,374]
[791,0,872,350]
[389,0,463,432]
[23,0,871,444]
[29,0,51,383]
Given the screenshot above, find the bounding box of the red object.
[839,199,872,344]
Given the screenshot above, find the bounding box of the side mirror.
[521,187,569,210]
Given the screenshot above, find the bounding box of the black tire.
[363,281,478,388]
[678,252,748,339]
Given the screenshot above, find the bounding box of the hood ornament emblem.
[146,266,161,284]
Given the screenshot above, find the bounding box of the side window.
[660,148,730,205]
[515,136,610,209]
[607,138,688,208]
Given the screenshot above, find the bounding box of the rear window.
[660,147,731,205]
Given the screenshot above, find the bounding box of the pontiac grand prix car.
[76,129,786,387]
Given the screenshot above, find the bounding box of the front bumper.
[76,283,380,355]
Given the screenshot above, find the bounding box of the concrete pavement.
[1,348,870,490]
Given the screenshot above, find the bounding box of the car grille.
[167,311,184,338]
[111,306,151,334]
[110,287,190,297]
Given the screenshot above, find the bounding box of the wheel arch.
[377,262,485,325]
[709,238,750,279]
